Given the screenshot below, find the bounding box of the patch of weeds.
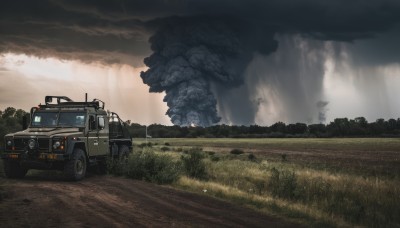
[230,149,244,155]
[107,157,128,176]
[125,148,181,184]
[160,146,170,152]
[138,142,153,148]
[248,153,257,161]
[181,147,207,179]
[281,154,287,162]
[210,156,220,162]
[268,167,298,200]
[207,151,215,156]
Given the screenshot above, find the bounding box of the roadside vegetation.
[106,138,400,228]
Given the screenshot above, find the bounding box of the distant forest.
[1,107,400,140]
[128,117,400,138]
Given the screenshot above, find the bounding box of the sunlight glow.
[0,53,171,125]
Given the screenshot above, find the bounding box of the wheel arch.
[67,141,88,160]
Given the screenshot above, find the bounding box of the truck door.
[87,115,99,156]
[97,115,109,156]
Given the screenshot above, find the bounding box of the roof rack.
[40,95,105,110]
[45,96,73,105]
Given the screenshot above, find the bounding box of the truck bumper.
[1,152,65,161]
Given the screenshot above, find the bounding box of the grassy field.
[137,138,400,179]
[134,138,400,227]
[1,138,399,227]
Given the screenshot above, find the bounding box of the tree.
[270,122,286,133]
[2,107,16,119]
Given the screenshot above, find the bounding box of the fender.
[66,141,87,159]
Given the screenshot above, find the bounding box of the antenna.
[85,93,88,103]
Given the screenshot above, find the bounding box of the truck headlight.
[53,141,61,149]
[6,140,12,146]
[28,139,36,149]
[52,137,66,151]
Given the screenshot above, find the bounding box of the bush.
[230,149,244,155]
[125,148,181,184]
[207,151,215,156]
[268,167,298,200]
[248,153,256,161]
[138,142,153,148]
[107,157,128,176]
[160,146,170,152]
[181,148,207,179]
[164,142,170,146]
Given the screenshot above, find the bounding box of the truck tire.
[3,160,28,179]
[64,148,87,181]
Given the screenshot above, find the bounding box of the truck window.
[31,112,58,127]
[89,115,96,130]
[58,112,86,127]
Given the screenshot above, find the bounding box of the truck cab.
[1,95,132,180]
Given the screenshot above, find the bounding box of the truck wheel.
[118,145,130,163]
[64,148,87,181]
[4,160,28,179]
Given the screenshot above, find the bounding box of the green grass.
[135,138,400,151]
[133,138,400,227]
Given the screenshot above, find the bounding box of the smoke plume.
[140,17,277,126]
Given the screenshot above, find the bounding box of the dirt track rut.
[0,175,297,227]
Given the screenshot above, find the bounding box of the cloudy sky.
[1,0,400,126]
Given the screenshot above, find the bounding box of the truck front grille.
[13,138,50,151]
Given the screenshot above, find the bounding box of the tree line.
[127,116,400,138]
[1,107,400,140]
[0,107,27,141]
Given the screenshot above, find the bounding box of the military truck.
[1,95,132,181]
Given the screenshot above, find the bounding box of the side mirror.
[98,116,105,130]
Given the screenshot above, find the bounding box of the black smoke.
[140,17,277,126]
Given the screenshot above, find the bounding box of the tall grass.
[130,139,400,227]
[193,156,400,227]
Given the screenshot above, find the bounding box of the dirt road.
[0,175,297,228]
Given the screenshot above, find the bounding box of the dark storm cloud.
[2,0,400,64]
[1,0,400,125]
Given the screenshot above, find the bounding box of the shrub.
[207,151,215,156]
[248,153,256,161]
[230,149,244,155]
[268,167,298,200]
[181,148,207,179]
[107,157,128,176]
[160,146,170,152]
[164,142,170,146]
[210,156,220,162]
[138,142,153,148]
[125,148,181,184]
[281,154,287,162]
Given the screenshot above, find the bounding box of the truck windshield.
[31,112,86,127]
